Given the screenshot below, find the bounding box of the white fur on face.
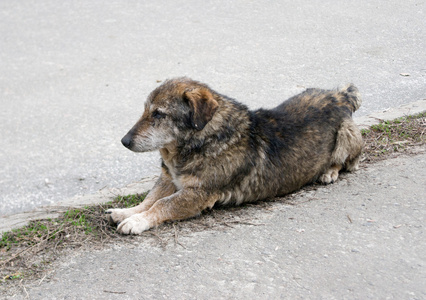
[131,124,175,152]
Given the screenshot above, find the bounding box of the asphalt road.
[1,0,425,215]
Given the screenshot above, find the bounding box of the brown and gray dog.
[106,78,363,234]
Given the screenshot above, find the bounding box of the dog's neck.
[159,141,179,166]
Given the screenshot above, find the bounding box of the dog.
[106,77,363,234]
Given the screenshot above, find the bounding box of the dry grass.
[360,112,425,163]
[0,194,147,285]
[1,112,425,288]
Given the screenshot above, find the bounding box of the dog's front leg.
[106,172,176,224]
[117,188,218,235]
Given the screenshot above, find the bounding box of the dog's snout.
[121,134,133,149]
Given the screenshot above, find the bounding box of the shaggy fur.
[106,78,363,234]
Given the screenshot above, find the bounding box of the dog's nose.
[121,134,133,149]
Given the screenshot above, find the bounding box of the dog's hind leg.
[319,119,363,184]
[338,120,363,171]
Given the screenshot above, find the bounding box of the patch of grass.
[361,112,425,162]
[114,194,147,208]
[0,192,148,283]
[1,221,52,251]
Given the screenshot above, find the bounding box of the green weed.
[114,193,148,208]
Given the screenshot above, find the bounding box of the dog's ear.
[183,87,219,130]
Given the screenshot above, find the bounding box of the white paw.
[319,169,339,184]
[319,173,333,184]
[105,208,136,224]
[330,170,339,182]
[347,163,359,172]
[117,214,152,235]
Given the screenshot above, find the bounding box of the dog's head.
[121,78,219,152]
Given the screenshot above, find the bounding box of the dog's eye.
[152,110,165,119]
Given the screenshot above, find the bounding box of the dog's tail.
[339,84,362,112]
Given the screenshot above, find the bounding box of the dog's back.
[218,84,363,204]
[275,84,361,117]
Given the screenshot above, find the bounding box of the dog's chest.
[168,166,183,190]
[160,148,184,190]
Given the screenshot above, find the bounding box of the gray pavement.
[1,0,426,216]
[4,151,425,299]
